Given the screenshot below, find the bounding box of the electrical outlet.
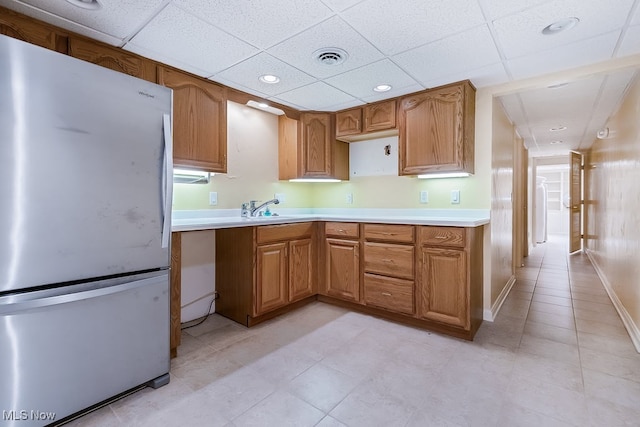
[346,193,353,204]
[450,190,460,204]
[209,192,218,206]
[274,193,286,203]
[420,190,429,204]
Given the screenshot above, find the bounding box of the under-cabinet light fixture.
[173,168,212,184]
[289,178,342,183]
[246,100,285,115]
[417,172,471,179]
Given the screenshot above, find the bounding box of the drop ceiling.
[2,0,640,156]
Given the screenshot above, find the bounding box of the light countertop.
[172,208,490,232]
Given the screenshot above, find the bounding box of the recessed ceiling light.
[373,84,392,92]
[542,17,580,35]
[65,0,101,10]
[550,140,564,145]
[259,74,280,84]
[550,126,567,132]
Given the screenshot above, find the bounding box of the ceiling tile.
[211,75,269,99]
[8,0,166,39]
[506,32,619,80]
[618,25,640,57]
[324,59,419,99]
[320,0,366,12]
[421,62,509,89]
[267,16,384,79]
[341,0,485,55]
[392,25,501,86]
[0,0,122,45]
[477,0,553,19]
[272,81,356,110]
[127,3,259,76]
[214,53,317,96]
[322,99,366,111]
[123,43,211,78]
[492,0,634,59]
[172,0,333,49]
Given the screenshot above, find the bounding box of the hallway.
[478,234,640,424]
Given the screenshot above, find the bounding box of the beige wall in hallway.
[585,73,640,347]
[490,98,515,310]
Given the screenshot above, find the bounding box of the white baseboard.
[585,249,640,353]
[484,274,516,321]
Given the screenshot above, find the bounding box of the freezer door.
[0,271,170,426]
[0,35,172,292]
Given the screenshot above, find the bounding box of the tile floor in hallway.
[67,235,640,427]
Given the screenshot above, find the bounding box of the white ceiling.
[2,0,640,156]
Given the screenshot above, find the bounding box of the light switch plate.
[274,193,286,203]
[420,190,428,204]
[346,193,353,204]
[451,190,460,204]
[209,192,218,206]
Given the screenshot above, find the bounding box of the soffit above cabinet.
[2,0,640,157]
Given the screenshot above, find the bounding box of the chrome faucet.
[242,198,280,217]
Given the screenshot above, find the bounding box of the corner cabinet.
[158,66,227,173]
[398,80,475,175]
[215,223,316,326]
[278,114,348,180]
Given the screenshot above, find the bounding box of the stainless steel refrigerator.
[0,35,173,426]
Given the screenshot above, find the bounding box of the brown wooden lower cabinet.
[216,223,316,326]
[325,238,360,302]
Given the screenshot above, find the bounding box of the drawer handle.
[434,236,447,239]
[381,292,392,297]
[382,258,394,264]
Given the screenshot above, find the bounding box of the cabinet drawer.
[257,222,314,244]
[420,227,465,248]
[364,224,414,243]
[325,222,359,238]
[364,273,414,315]
[364,242,414,279]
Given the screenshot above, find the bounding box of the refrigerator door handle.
[0,274,167,315]
[161,113,173,249]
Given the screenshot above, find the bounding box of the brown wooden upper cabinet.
[398,80,475,175]
[69,38,156,82]
[278,113,348,180]
[0,6,67,53]
[335,99,397,141]
[158,66,227,173]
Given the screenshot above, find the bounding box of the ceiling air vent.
[313,48,348,66]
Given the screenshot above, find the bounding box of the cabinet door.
[419,247,468,328]
[364,100,396,132]
[399,83,468,175]
[69,38,156,82]
[336,108,362,137]
[158,67,227,172]
[0,10,65,52]
[289,238,314,302]
[256,242,288,315]
[301,113,333,177]
[325,239,360,302]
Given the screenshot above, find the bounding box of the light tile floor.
[67,235,640,427]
